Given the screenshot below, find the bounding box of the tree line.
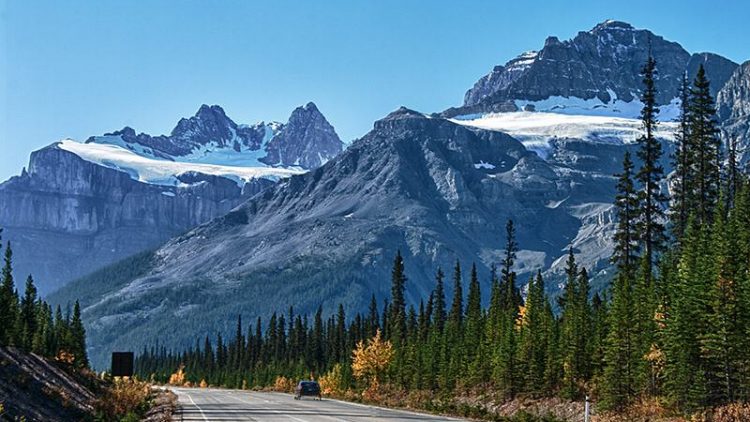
[0,230,88,367]
[135,60,750,415]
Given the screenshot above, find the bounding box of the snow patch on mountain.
[57,139,302,187]
[451,111,677,157]
[514,94,681,120]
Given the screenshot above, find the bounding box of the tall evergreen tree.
[69,300,88,367]
[18,275,38,351]
[613,151,641,278]
[635,54,667,284]
[671,73,694,241]
[0,242,19,346]
[389,250,407,345]
[689,64,722,225]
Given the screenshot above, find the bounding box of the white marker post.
[584,395,590,422]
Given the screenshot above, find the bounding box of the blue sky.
[1,0,748,181]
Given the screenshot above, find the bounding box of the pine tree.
[613,151,640,278]
[689,64,722,225]
[500,220,521,310]
[671,73,694,241]
[635,54,667,284]
[18,275,38,351]
[465,263,485,383]
[601,271,640,409]
[519,271,548,396]
[663,217,710,411]
[699,200,746,405]
[389,250,407,346]
[559,251,592,399]
[69,300,88,367]
[442,260,464,390]
[0,242,19,346]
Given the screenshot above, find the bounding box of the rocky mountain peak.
[459,20,737,115]
[171,104,237,145]
[260,102,343,168]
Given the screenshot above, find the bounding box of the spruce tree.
[0,241,19,346]
[389,250,407,345]
[670,73,694,241]
[69,300,88,367]
[18,275,38,351]
[635,54,667,284]
[689,64,722,225]
[519,271,548,396]
[465,263,485,383]
[613,151,640,278]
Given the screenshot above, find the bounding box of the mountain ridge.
[0,102,343,294]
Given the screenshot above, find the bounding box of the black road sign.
[111,352,134,377]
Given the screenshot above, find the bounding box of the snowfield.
[58,139,303,187]
[451,110,677,157]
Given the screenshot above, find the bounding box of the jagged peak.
[194,104,228,119]
[591,20,634,32]
[381,106,425,121]
[303,101,320,112]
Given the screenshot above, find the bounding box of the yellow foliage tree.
[273,375,295,393]
[199,379,208,388]
[351,329,393,390]
[168,364,186,386]
[319,363,346,397]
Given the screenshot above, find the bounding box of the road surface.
[172,387,466,421]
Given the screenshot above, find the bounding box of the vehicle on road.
[294,380,322,400]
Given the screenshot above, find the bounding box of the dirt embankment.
[0,347,101,421]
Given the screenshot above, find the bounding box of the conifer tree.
[0,242,19,346]
[635,54,667,284]
[18,275,38,351]
[689,64,722,225]
[69,300,88,367]
[671,73,694,241]
[519,271,548,396]
[389,250,407,346]
[613,151,640,278]
[465,263,485,383]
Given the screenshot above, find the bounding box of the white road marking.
[221,390,312,422]
[183,390,209,422]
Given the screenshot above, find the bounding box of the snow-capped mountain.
[80,102,343,185]
[0,103,343,294]
[448,20,738,117]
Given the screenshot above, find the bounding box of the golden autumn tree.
[168,364,186,385]
[351,329,393,395]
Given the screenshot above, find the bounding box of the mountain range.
[0,102,342,294]
[7,20,749,369]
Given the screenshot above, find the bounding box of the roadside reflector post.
[584,395,590,422]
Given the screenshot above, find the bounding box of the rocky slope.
[718,61,750,164]
[0,103,342,294]
[0,347,99,421]
[450,20,737,117]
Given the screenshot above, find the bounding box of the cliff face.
[718,61,750,164]
[0,145,259,294]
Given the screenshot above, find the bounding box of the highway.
[172,387,466,421]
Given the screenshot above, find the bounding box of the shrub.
[94,378,151,421]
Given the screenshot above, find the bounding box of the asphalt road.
[172,387,466,421]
